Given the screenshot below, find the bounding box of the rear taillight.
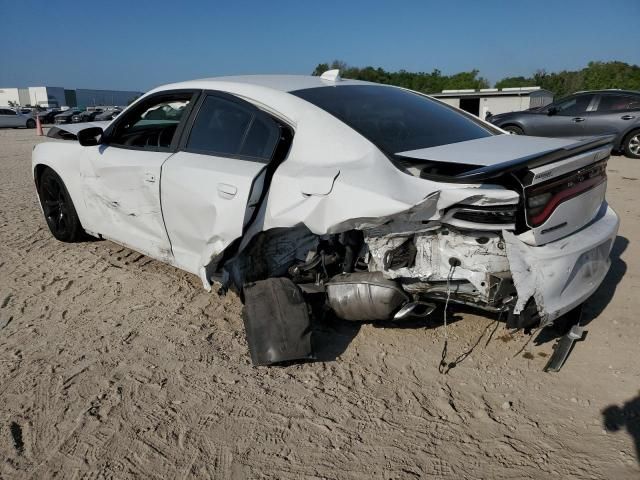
[525,161,607,227]
[451,204,518,224]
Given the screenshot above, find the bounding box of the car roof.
[574,89,640,96]
[153,74,378,94]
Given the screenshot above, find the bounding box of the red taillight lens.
[525,161,607,227]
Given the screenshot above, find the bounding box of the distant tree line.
[495,61,640,97]
[312,60,640,98]
[312,60,490,93]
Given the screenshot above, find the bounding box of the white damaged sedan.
[34,71,619,365]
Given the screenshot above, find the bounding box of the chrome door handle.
[144,173,156,183]
[217,183,237,199]
[572,117,585,122]
[621,115,635,120]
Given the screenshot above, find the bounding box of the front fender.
[32,141,91,228]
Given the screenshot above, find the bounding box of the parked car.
[488,90,640,158]
[37,109,61,124]
[72,110,103,123]
[94,109,122,121]
[0,107,35,128]
[54,109,82,124]
[34,72,619,365]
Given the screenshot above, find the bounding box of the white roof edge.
[501,86,542,92]
[442,89,476,93]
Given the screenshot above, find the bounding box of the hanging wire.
[439,263,456,374]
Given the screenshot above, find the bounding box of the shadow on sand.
[602,392,640,465]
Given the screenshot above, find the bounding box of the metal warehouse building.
[0,86,142,108]
[431,87,554,119]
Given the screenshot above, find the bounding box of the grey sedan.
[489,90,640,158]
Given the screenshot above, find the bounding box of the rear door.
[582,93,640,137]
[528,94,594,137]
[161,92,284,276]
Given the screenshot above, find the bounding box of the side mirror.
[547,106,558,116]
[77,126,103,146]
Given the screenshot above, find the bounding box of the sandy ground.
[0,127,639,479]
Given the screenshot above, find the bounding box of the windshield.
[291,84,495,153]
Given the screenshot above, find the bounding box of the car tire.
[622,130,640,159]
[502,125,524,135]
[26,119,36,129]
[37,168,84,242]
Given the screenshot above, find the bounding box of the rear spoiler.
[418,135,615,184]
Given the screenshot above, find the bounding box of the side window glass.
[0,109,17,116]
[239,114,280,160]
[597,95,640,112]
[187,95,253,155]
[556,95,592,116]
[186,94,281,161]
[109,95,191,149]
[187,96,252,156]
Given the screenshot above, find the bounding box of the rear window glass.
[291,85,494,153]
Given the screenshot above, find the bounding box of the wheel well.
[501,123,523,131]
[33,164,51,190]
[622,128,640,148]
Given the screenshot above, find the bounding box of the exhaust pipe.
[393,301,436,321]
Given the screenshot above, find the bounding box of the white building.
[431,87,554,119]
[0,85,142,108]
[0,86,66,108]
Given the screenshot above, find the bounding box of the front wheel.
[503,125,524,135]
[26,119,36,129]
[37,168,84,242]
[623,130,640,159]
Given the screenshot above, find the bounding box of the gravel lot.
[1,127,639,479]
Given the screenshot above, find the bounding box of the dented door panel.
[160,151,266,275]
[79,145,173,261]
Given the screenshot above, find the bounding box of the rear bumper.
[505,203,619,324]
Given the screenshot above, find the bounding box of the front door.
[79,91,197,261]
[528,94,595,137]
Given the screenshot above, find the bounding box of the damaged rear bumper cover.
[504,203,619,325]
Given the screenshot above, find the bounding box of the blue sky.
[1,0,638,91]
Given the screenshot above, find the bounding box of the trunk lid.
[397,134,614,245]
